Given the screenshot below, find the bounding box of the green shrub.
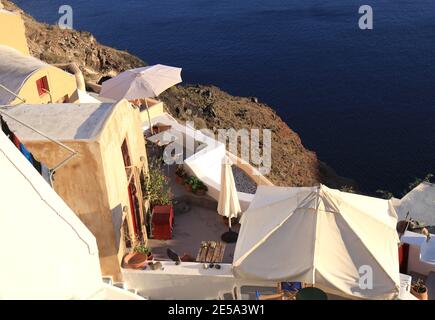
[185,176,208,193]
[133,243,150,255]
[143,157,172,206]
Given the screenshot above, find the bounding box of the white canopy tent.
[0,129,101,299]
[393,182,435,227]
[0,129,144,299]
[233,185,401,300]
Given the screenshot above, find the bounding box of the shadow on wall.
[111,203,124,252]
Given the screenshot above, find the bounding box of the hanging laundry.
[19,142,33,164]
[1,115,52,186]
[41,165,51,185]
[0,116,12,138]
[11,133,20,149]
[33,155,42,174]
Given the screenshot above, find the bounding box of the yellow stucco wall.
[0,9,78,105]
[19,101,149,280]
[20,139,121,279]
[140,99,165,124]
[98,100,149,262]
[0,9,30,55]
[10,66,78,105]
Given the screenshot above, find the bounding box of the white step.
[102,276,113,286]
[127,288,138,295]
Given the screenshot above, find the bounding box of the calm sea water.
[14,0,435,195]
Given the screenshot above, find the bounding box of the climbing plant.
[143,157,172,207]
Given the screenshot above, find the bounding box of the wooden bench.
[196,240,226,263]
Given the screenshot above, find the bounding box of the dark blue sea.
[14,0,435,196]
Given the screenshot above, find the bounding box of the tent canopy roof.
[233,184,400,300]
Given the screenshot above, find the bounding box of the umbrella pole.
[222,216,238,243]
[145,99,154,135]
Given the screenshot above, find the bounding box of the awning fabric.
[393,182,435,226]
[233,184,400,300]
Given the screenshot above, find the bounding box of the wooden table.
[196,241,226,263]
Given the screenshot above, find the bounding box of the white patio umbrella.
[233,184,401,300]
[99,64,182,132]
[100,64,182,100]
[217,157,242,243]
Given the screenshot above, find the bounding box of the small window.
[36,76,49,96]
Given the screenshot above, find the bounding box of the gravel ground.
[232,166,257,194]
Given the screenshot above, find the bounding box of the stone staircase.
[102,276,139,296]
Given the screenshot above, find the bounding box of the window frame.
[35,76,49,96]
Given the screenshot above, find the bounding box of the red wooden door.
[128,184,139,238]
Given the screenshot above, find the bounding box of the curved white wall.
[0,131,102,299]
[147,114,254,210]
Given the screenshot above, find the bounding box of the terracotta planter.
[185,184,193,192]
[411,286,428,300]
[123,252,148,269]
[180,253,196,262]
[195,189,206,196]
[175,175,185,185]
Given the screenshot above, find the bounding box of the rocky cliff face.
[4,0,354,189]
[161,86,353,188]
[3,0,145,83]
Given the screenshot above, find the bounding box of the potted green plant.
[193,180,208,196]
[122,243,153,269]
[175,165,187,185]
[184,176,196,192]
[133,243,153,261]
[411,279,428,300]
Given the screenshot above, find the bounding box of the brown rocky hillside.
[4,0,354,188]
[160,85,354,188]
[3,0,145,83]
